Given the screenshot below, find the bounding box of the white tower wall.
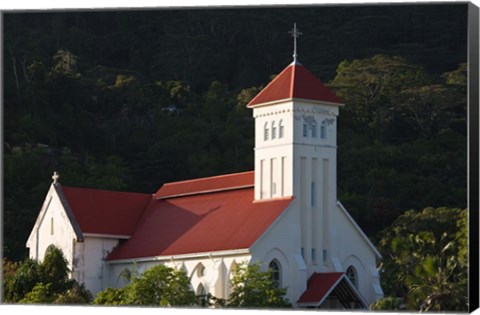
[253,99,341,276]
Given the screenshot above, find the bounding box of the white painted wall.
[333,203,384,305]
[73,236,120,297]
[26,184,77,272]
[250,199,307,304]
[253,102,295,200]
[251,98,382,307]
[26,184,123,298]
[106,253,251,300]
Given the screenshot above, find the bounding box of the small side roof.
[62,187,151,236]
[297,272,368,309]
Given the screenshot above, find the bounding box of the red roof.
[297,272,344,304]
[58,172,293,260]
[62,187,151,236]
[154,171,254,199]
[107,187,293,260]
[247,62,343,107]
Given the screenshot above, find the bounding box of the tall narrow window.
[303,123,308,137]
[311,249,317,262]
[270,158,276,198]
[346,266,358,288]
[311,182,316,207]
[279,120,284,138]
[50,217,54,235]
[312,120,317,138]
[301,247,305,259]
[281,156,286,196]
[269,259,281,288]
[197,283,207,306]
[271,121,277,139]
[260,159,265,199]
[320,121,327,139]
[264,122,269,141]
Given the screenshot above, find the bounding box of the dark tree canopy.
[3,11,468,312]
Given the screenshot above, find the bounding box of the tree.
[94,264,196,307]
[19,282,55,304]
[40,245,70,293]
[329,54,430,143]
[376,207,468,311]
[391,63,467,138]
[51,49,79,77]
[3,258,42,302]
[126,264,195,306]
[370,297,406,311]
[53,282,93,304]
[2,245,92,304]
[227,262,290,308]
[93,287,128,305]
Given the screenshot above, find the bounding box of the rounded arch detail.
[342,255,366,291]
[190,262,206,279]
[262,248,290,288]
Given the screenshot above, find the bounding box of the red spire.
[247,62,343,107]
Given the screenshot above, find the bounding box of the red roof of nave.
[106,187,293,260]
[59,172,294,260]
[247,62,343,107]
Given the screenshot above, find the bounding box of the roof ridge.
[157,184,254,200]
[154,171,255,199]
[289,63,296,97]
[161,170,254,186]
[62,186,151,196]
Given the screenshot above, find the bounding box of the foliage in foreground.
[94,264,196,306]
[227,261,291,308]
[2,245,92,304]
[94,261,290,308]
[376,207,468,312]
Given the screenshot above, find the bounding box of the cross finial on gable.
[289,23,302,63]
[52,171,60,184]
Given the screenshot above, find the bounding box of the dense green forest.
[3,4,468,309]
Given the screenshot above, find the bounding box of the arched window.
[264,122,269,141]
[303,123,308,137]
[269,259,281,288]
[346,266,358,288]
[197,283,207,306]
[271,121,277,139]
[311,120,317,138]
[320,121,327,139]
[196,263,206,278]
[279,120,284,139]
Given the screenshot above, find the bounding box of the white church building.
[26,29,384,308]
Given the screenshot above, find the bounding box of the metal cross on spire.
[52,171,60,184]
[289,23,302,63]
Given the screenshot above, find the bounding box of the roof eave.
[296,273,344,307]
[54,183,84,242]
[247,97,344,109]
[107,248,252,264]
[337,200,382,259]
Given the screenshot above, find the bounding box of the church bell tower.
[247,24,344,267]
